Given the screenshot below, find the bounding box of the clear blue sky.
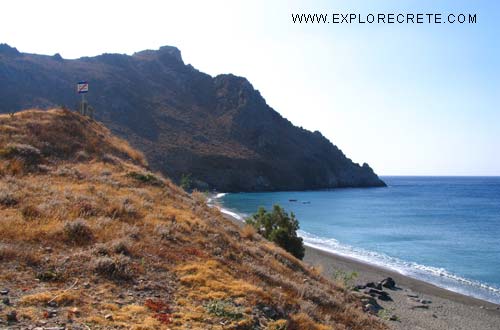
[1,0,499,175]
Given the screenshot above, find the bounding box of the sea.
[214,176,500,304]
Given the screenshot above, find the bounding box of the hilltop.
[0,44,385,191]
[0,109,384,329]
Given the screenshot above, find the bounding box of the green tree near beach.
[246,205,305,260]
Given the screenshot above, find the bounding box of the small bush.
[93,255,133,280]
[180,173,192,191]
[0,244,17,262]
[332,269,358,290]
[241,224,257,240]
[377,308,399,321]
[74,199,98,217]
[101,153,119,164]
[191,190,207,205]
[127,171,163,186]
[75,150,90,161]
[106,198,140,221]
[205,300,243,320]
[246,205,305,260]
[0,143,41,165]
[54,166,84,180]
[36,269,62,282]
[63,219,93,245]
[112,239,131,255]
[21,204,42,220]
[94,243,109,256]
[3,158,25,175]
[155,224,172,240]
[0,191,18,207]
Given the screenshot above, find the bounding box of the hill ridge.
[0,44,385,191]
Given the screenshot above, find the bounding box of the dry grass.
[241,224,257,240]
[0,109,385,330]
[20,290,81,306]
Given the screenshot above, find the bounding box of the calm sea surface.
[217,176,500,304]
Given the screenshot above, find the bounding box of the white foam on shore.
[207,192,227,206]
[299,230,500,304]
[219,207,245,221]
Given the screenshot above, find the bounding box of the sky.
[1,0,499,176]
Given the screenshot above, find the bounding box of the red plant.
[145,299,171,324]
[154,312,172,324]
[185,247,205,257]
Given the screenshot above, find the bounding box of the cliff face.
[0,43,385,191]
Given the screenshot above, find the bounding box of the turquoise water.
[217,176,500,304]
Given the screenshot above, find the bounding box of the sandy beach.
[220,207,500,329]
[304,246,500,330]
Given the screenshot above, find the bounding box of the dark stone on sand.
[380,277,396,289]
[363,288,393,301]
[366,282,383,290]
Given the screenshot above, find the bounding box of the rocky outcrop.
[0,44,385,191]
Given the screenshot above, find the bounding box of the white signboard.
[77,81,89,94]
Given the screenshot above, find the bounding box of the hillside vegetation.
[0,44,385,192]
[0,109,384,329]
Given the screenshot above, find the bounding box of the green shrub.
[127,171,162,186]
[205,300,243,319]
[332,269,358,290]
[246,205,305,260]
[180,173,192,191]
[93,255,133,280]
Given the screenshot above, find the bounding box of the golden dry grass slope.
[0,109,385,329]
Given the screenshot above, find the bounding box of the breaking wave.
[299,230,500,304]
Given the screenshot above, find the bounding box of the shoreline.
[214,200,500,307]
[304,245,500,329]
[214,200,500,329]
[304,245,500,310]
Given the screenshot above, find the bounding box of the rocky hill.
[0,109,384,329]
[0,44,385,191]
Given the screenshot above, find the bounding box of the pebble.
[364,303,378,314]
[70,307,80,314]
[46,309,58,318]
[2,297,10,305]
[105,313,114,320]
[0,289,9,295]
